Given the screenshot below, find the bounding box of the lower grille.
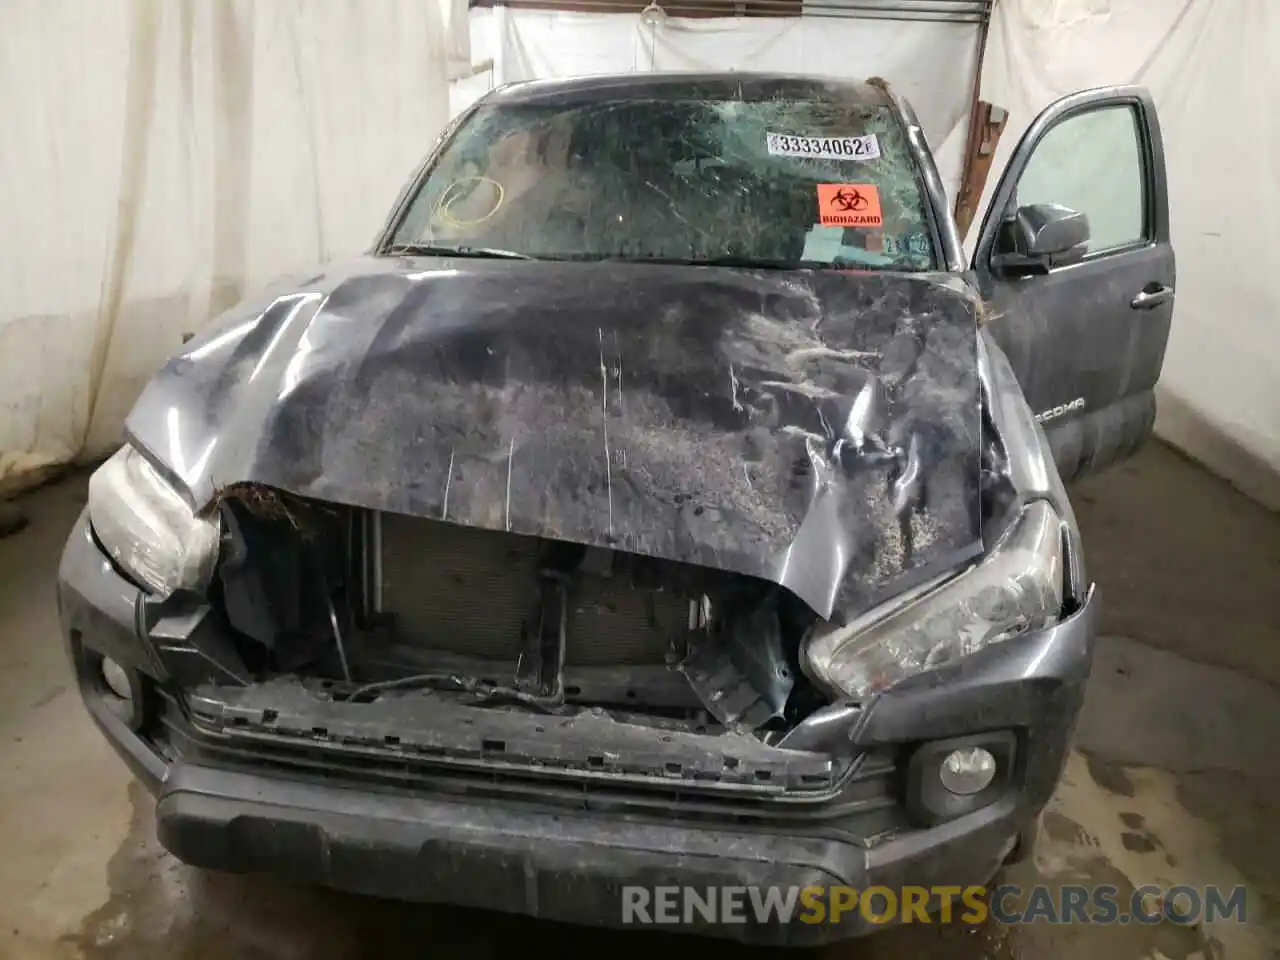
[379,514,689,666]
[156,687,901,826]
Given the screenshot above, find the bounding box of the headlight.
[87,445,221,596]
[803,501,1065,699]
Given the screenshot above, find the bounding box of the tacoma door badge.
[1035,397,1085,424]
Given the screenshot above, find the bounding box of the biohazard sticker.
[767,132,880,161]
[816,184,883,227]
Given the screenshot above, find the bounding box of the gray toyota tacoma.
[58,73,1174,944]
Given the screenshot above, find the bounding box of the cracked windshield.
[392,94,936,270]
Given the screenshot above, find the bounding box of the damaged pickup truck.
[58,74,1174,944]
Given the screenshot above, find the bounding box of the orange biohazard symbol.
[817,183,883,227]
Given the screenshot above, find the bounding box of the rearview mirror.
[992,203,1091,275]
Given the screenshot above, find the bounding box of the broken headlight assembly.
[87,445,221,596]
[803,500,1065,700]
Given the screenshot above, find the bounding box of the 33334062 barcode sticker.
[766,132,880,161]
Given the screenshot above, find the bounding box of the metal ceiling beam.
[478,0,993,25]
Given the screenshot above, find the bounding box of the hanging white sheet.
[0,0,453,490]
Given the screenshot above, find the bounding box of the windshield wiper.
[691,254,822,271]
[593,254,834,271]
[386,243,532,260]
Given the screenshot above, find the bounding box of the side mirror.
[992,203,1091,275]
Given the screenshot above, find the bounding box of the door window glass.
[1013,105,1146,254]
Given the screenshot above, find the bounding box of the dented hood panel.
[127,256,982,620]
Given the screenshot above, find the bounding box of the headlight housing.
[87,445,221,596]
[803,500,1065,699]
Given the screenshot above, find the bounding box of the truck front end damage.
[59,483,1095,944]
[58,257,1097,943]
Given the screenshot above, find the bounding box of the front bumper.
[58,511,1096,945]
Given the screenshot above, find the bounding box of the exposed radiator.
[379,514,687,666]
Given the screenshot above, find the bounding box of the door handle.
[1130,285,1174,310]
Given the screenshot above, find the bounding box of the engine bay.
[175,484,839,747]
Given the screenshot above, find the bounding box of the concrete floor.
[1,442,1277,959]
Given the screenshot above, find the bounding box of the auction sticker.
[816,184,883,227]
[767,132,880,161]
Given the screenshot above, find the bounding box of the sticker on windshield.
[817,184,883,227]
[767,132,880,161]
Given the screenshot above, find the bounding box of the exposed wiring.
[344,671,563,713]
[345,672,466,700]
[435,176,505,228]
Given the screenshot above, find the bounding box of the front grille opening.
[193,492,833,760]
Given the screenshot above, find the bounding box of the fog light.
[100,657,133,701]
[939,747,996,796]
[906,733,1014,826]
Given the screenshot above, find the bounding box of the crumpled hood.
[127,255,983,620]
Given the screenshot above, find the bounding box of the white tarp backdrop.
[2,0,1277,507]
[0,0,451,490]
